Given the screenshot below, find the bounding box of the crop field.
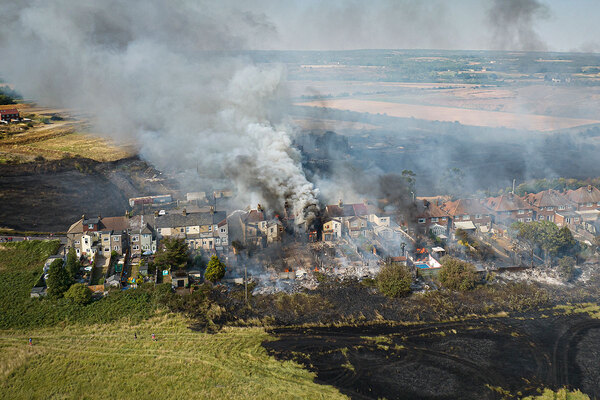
[297,98,600,132]
[0,316,346,400]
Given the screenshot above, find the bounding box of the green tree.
[46,258,73,298]
[204,255,226,283]
[64,283,92,305]
[439,256,478,291]
[65,248,80,279]
[375,263,412,298]
[154,238,189,270]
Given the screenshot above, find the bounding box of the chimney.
[588,185,592,192]
[182,208,187,216]
[98,215,102,220]
[82,214,86,220]
[338,199,343,207]
[154,210,159,217]
[210,206,215,214]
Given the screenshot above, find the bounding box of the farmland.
[297,98,600,132]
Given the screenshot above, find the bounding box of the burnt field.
[264,312,600,400]
[0,157,172,231]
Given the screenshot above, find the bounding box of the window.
[88,224,94,229]
[517,218,524,223]
[597,202,600,206]
[431,217,439,223]
[75,240,80,245]
[558,205,566,210]
[441,218,447,222]
[132,236,139,242]
[157,228,162,234]
[180,228,184,233]
[216,238,221,244]
[143,234,150,239]
[186,227,190,233]
[142,245,149,250]
[547,206,553,211]
[84,238,89,245]
[418,218,426,224]
[220,228,226,233]
[518,209,525,214]
[587,203,593,207]
[113,246,119,251]
[463,215,470,220]
[475,214,482,219]
[103,237,109,241]
[104,248,110,252]
[208,225,212,231]
[526,217,532,222]
[113,235,120,241]
[132,245,139,250]
[539,215,545,220]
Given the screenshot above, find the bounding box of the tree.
[557,256,576,281]
[375,263,412,298]
[154,238,189,270]
[46,258,73,298]
[204,255,226,283]
[65,248,80,279]
[64,283,92,305]
[439,256,478,291]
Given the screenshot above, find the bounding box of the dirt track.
[264,313,600,399]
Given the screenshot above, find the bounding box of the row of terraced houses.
[416,185,600,235]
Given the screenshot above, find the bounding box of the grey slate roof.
[153,211,227,229]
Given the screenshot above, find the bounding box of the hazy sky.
[240,0,600,52]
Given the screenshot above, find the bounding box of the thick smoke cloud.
[0,0,317,218]
[487,0,551,51]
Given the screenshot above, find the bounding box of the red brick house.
[441,198,492,229]
[416,200,451,234]
[565,185,600,211]
[524,189,576,222]
[0,108,20,122]
[485,193,535,223]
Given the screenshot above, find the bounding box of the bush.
[439,256,478,291]
[64,283,92,305]
[375,264,412,298]
[204,255,226,283]
[46,258,73,298]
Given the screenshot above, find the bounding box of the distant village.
[31,182,600,297]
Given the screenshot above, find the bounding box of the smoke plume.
[0,0,317,218]
[487,0,551,51]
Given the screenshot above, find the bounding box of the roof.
[485,194,532,212]
[566,186,600,204]
[99,216,129,232]
[0,108,19,115]
[443,198,490,216]
[524,190,575,208]
[389,256,407,262]
[245,210,265,223]
[83,217,100,225]
[325,203,369,218]
[416,200,449,218]
[154,211,227,229]
[576,209,600,222]
[67,218,84,234]
[454,221,477,230]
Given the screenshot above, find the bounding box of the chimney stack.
[210,206,215,214]
[182,208,187,216]
[338,199,343,207]
[588,185,592,192]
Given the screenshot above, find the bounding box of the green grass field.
[0,315,346,400]
[0,240,346,399]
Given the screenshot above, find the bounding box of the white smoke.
[0,0,318,216]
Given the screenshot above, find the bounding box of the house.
[239,209,267,247]
[416,200,451,235]
[345,216,372,238]
[322,218,342,242]
[324,201,369,223]
[0,108,20,122]
[565,185,600,211]
[485,193,535,224]
[442,198,492,229]
[30,286,47,298]
[266,219,284,244]
[67,215,129,257]
[577,210,600,234]
[555,210,581,227]
[128,215,157,256]
[524,189,576,222]
[154,209,228,251]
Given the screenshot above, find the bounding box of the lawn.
[0,315,346,400]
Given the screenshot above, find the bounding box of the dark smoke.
[488,0,551,51]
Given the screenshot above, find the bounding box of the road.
[0,235,66,244]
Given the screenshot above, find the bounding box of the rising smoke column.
[0,0,318,218]
[487,0,550,51]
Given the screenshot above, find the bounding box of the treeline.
[0,85,22,105]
